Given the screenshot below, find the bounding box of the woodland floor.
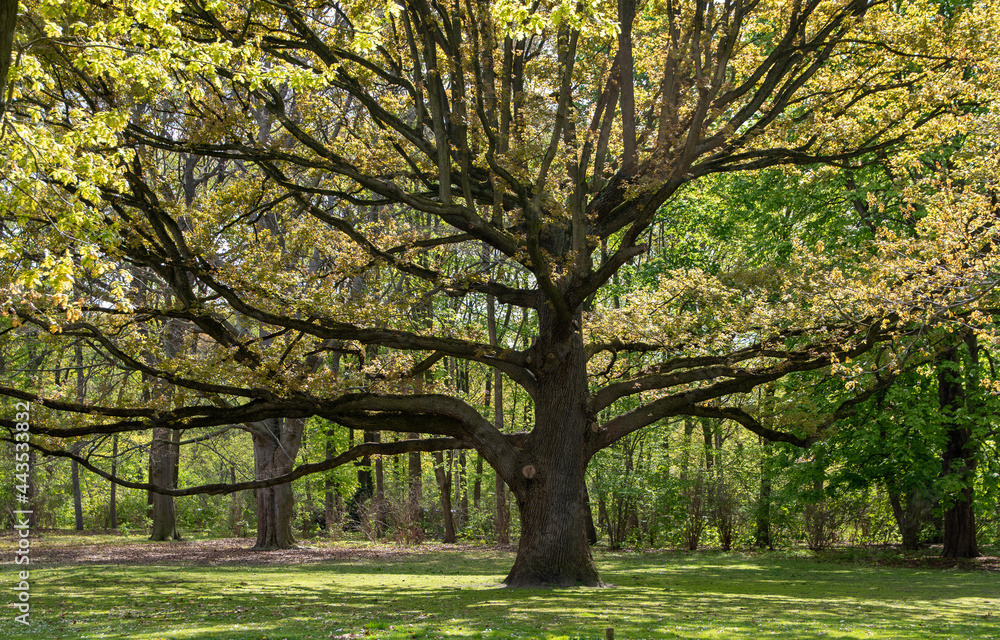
[0,532,997,640]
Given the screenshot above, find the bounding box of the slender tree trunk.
[434,450,456,543]
[71,458,84,531]
[374,431,386,538]
[458,450,468,528]
[487,293,510,544]
[503,308,601,587]
[109,434,118,529]
[324,428,336,534]
[407,431,422,537]
[583,484,598,545]
[26,448,37,528]
[755,437,773,549]
[477,374,492,513]
[251,417,304,549]
[229,466,244,536]
[73,344,85,531]
[473,454,483,510]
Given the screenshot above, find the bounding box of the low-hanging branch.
[19,436,478,496]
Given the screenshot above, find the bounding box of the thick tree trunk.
[251,418,304,549]
[941,425,980,557]
[0,0,16,115]
[148,427,180,541]
[888,487,933,551]
[938,342,980,558]
[503,309,601,587]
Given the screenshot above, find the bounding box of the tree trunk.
[229,466,244,536]
[486,293,510,544]
[251,417,304,549]
[26,448,37,528]
[109,434,118,529]
[503,309,601,587]
[473,453,483,509]
[374,431,386,538]
[457,450,468,529]
[755,437,773,549]
[324,429,337,534]
[583,484,598,546]
[72,344,85,531]
[71,459,84,531]
[433,450,456,543]
[407,431,422,538]
[495,471,509,544]
[148,319,183,541]
[938,342,980,558]
[888,487,933,551]
[148,427,180,541]
[0,0,17,114]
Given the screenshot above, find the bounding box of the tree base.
[149,533,182,542]
[503,552,605,588]
[503,576,608,588]
[251,543,298,551]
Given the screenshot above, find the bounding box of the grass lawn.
[1,535,997,639]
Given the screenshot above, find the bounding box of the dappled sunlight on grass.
[2,545,997,639]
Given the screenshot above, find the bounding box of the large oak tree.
[2,0,999,585]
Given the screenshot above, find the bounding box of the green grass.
[1,541,997,639]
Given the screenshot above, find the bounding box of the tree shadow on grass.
[19,548,1000,640]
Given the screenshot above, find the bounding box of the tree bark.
[148,318,183,541]
[71,458,84,531]
[374,431,386,538]
[73,344,85,531]
[324,428,337,534]
[755,437,773,549]
[251,417,304,549]
[0,0,16,116]
[433,450,456,543]
[457,449,468,529]
[503,308,601,587]
[583,484,598,546]
[407,431,422,536]
[109,433,118,529]
[473,452,483,510]
[938,342,980,558]
[148,426,180,540]
[487,293,510,544]
[26,448,37,528]
[888,487,933,551]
